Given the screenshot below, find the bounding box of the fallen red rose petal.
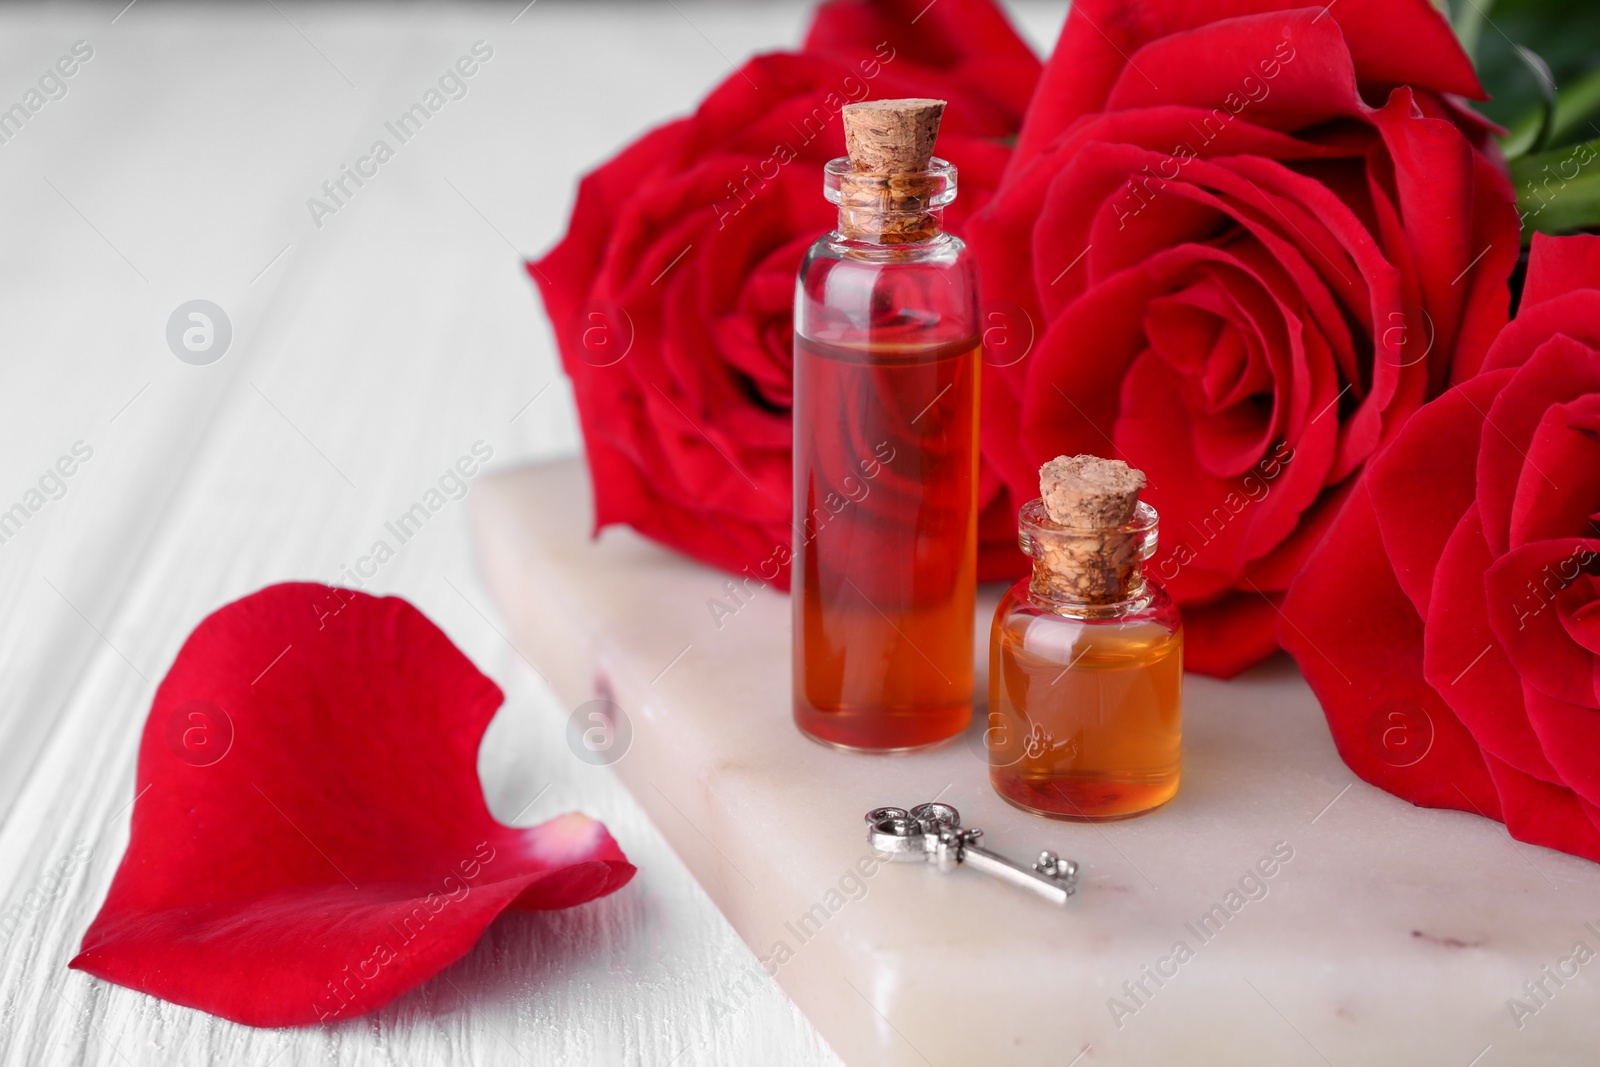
[71,582,634,1028]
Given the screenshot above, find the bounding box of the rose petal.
[1242,478,1353,592]
[1564,582,1600,658]
[1366,88,1518,390]
[1483,755,1600,864]
[1509,393,1600,549]
[1424,507,1559,783]
[1485,539,1600,708]
[1483,290,1600,375]
[1104,10,1364,124]
[1176,591,1281,679]
[1014,0,1481,168]
[71,583,635,1027]
[1478,335,1600,557]
[1366,370,1513,615]
[1521,232,1600,308]
[1280,481,1499,814]
[1445,152,1522,382]
[1525,687,1600,808]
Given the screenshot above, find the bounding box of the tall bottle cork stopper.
[842,98,945,173]
[836,99,946,242]
[1031,455,1149,606]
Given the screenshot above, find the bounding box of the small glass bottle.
[791,99,979,751]
[987,456,1182,819]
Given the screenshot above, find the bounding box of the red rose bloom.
[530,0,1040,588]
[968,0,1520,676]
[1281,234,1600,863]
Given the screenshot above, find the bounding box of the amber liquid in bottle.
[791,131,979,751]
[988,497,1182,819]
[793,334,978,749]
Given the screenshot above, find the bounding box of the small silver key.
[864,802,1079,906]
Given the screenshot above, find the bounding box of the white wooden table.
[0,3,1067,1063]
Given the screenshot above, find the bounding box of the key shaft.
[960,842,1074,906]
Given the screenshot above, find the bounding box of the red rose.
[530,0,1040,589]
[968,0,1520,676]
[1281,234,1600,864]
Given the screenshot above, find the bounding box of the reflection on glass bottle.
[988,456,1183,819]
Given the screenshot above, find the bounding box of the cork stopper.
[834,99,947,244]
[1029,455,1150,607]
[1040,455,1146,529]
[842,99,944,174]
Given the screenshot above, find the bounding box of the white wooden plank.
[0,2,909,1063]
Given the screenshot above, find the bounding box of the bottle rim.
[1014,496,1160,617]
[823,156,958,208]
[1017,497,1158,542]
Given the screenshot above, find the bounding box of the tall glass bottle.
[791,99,979,751]
[988,456,1183,819]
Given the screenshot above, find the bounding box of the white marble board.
[472,458,1600,1067]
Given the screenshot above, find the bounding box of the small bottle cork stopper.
[1040,455,1146,529]
[1031,455,1148,606]
[842,99,945,174]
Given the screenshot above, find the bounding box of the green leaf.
[1465,0,1600,132]
[1502,66,1600,160]
[1509,137,1600,238]
[1547,66,1600,147]
[1452,0,1495,61]
[1500,45,1558,158]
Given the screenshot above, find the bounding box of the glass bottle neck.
[1016,498,1159,619]
[823,156,956,245]
[1028,562,1151,619]
[834,204,945,244]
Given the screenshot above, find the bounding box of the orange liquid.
[988,588,1182,818]
[791,334,977,751]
